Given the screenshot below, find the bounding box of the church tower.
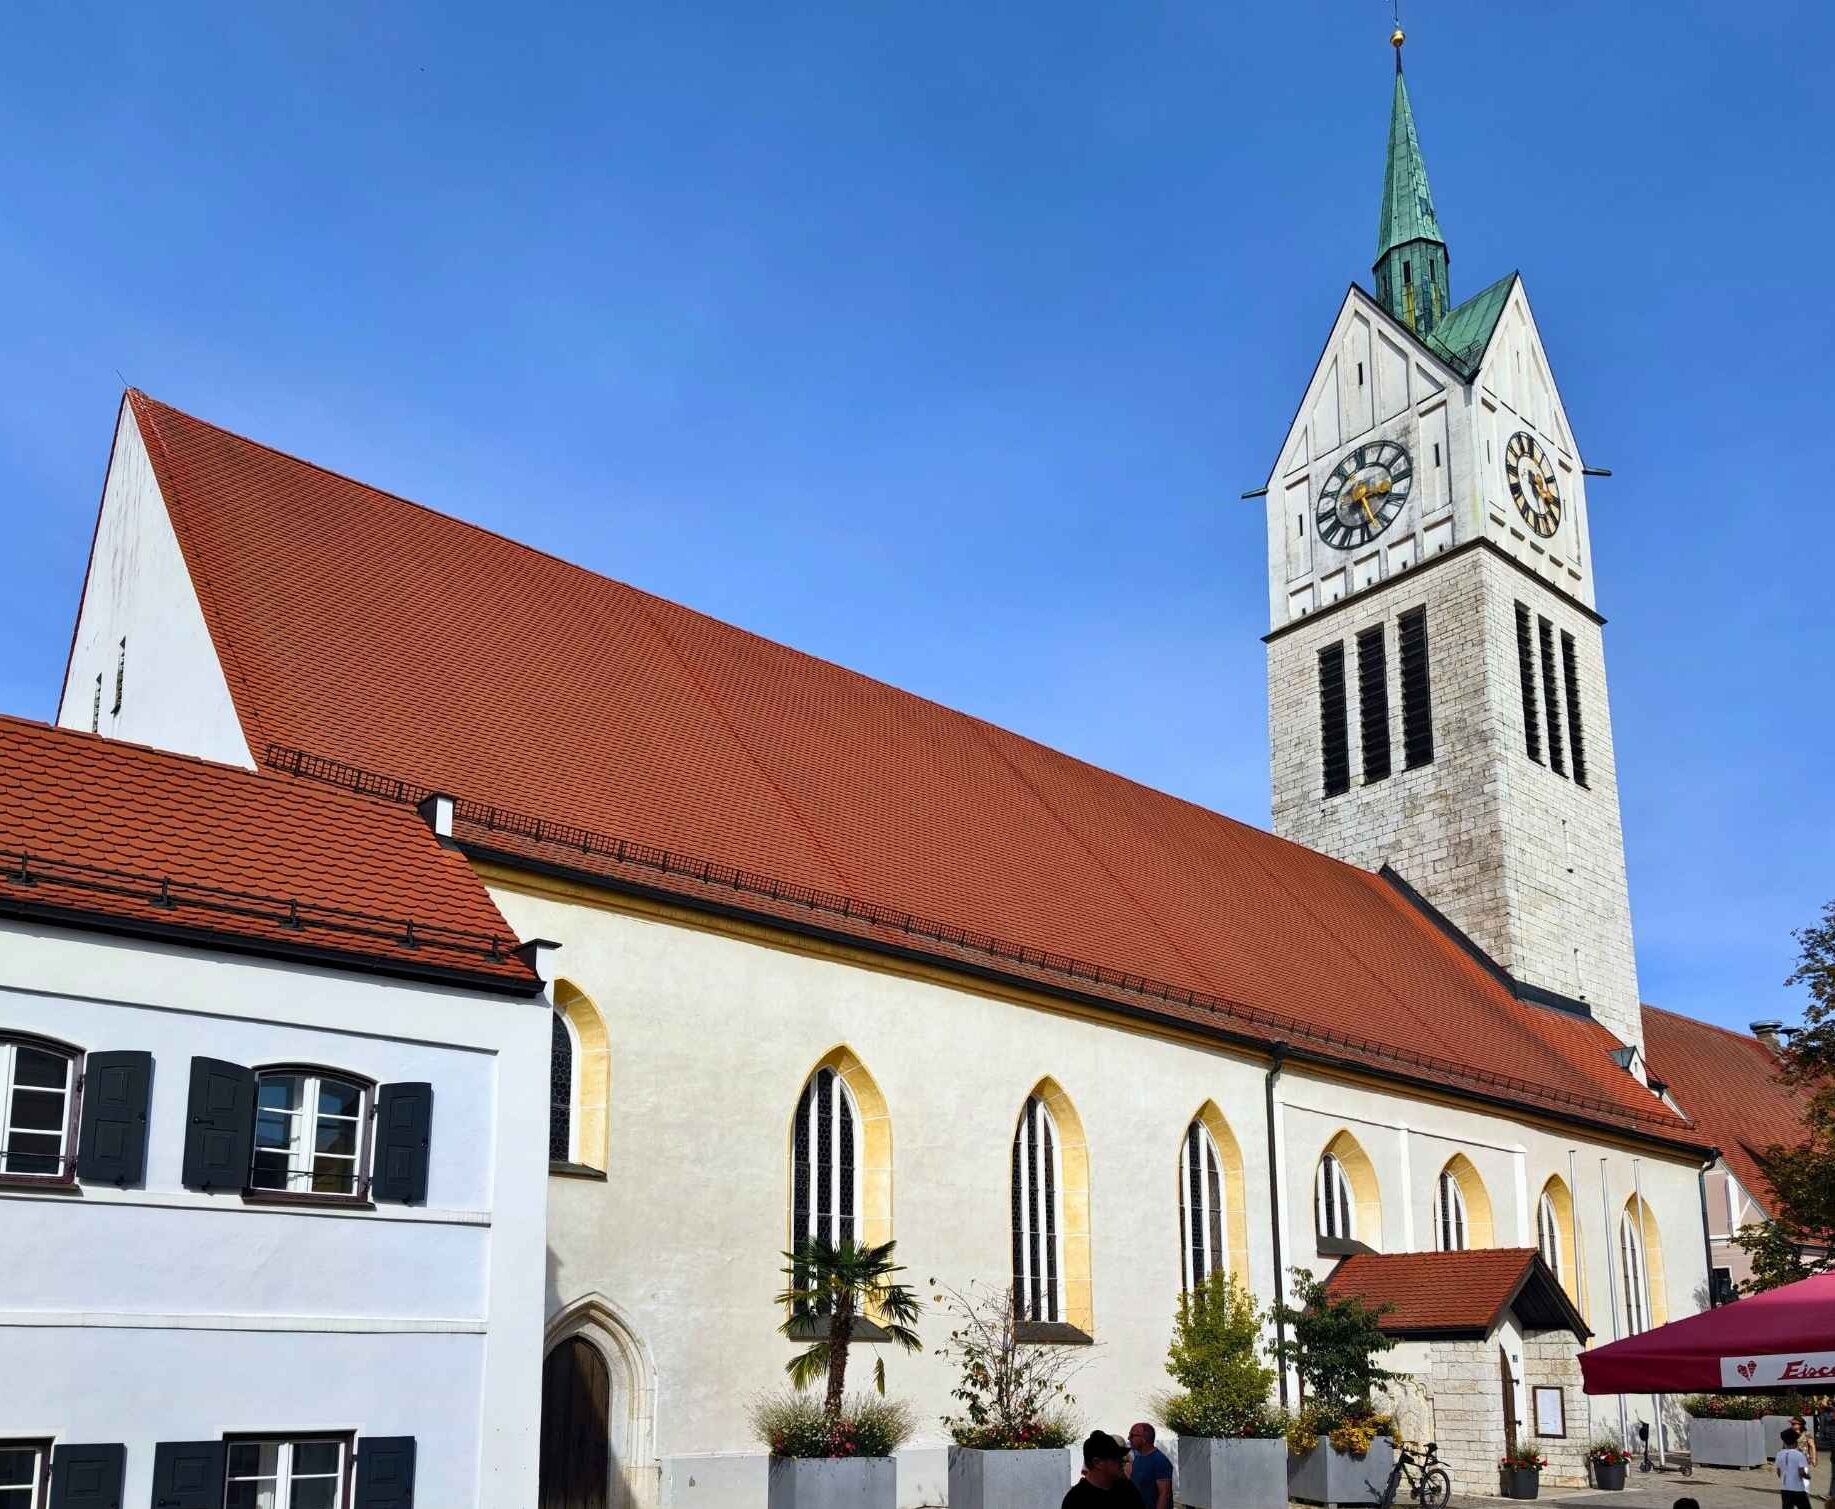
[1262,29,1644,1051]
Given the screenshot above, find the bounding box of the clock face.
[1316,439,1413,550]
[1505,431,1563,538]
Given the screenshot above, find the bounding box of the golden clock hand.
[1360,495,1377,527]
[1375,477,1393,495]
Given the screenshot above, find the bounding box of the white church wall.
[53,402,253,767]
[0,919,550,1508]
[490,876,1704,1509]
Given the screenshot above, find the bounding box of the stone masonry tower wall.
[1268,545,1642,1050]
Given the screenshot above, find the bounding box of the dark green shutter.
[355,1437,416,1508]
[149,1442,224,1509]
[47,1443,124,1508]
[180,1058,254,1191]
[372,1083,433,1204]
[75,1051,152,1185]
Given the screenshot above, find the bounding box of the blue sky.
[1,1,1828,1033]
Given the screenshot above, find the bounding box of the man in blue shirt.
[1127,1423,1174,1509]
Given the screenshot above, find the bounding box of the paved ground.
[1455,1460,1833,1509]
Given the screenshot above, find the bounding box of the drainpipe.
[1696,1154,1720,1306]
[1266,1045,1289,1409]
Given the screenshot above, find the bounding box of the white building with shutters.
[0,715,552,1509]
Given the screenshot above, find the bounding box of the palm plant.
[775,1237,923,1420]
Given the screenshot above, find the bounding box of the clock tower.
[1262,31,1644,1052]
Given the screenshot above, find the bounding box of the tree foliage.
[775,1238,923,1419]
[1271,1267,1401,1410]
[1158,1271,1283,1438]
[931,1281,1083,1449]
[1732,900,1835,1292]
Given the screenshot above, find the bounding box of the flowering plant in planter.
[1286,1406,1397,1458]
[1500,1449,1548,1471]
[1586,1440,1629,1465]
[1680,1393,1768,1420]
[1157,1272,1286,1440]
[933,1281,1083,1450]
[751,1393,917,1459]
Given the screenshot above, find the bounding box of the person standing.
[1779,1427,1813,1509]
[1126,1422,1174,1509]
[1062,1431,1145,1507]
[1790,1416,1818,1472]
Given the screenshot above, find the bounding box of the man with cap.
[1063,1431,1146,1507]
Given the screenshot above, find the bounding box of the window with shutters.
[1398,607,1434,768]
[1315,1152,1354,1243]
[1537,616,1566,777]
[1180,1120,1229,1291]
[1356,626,1391,784]
[251,1069,371,1198]
[0,1441,49,1509]
[1012,1094,1065,1325]
[1435,1169,1469,1251]
[1515,603,1542,762]
[1318,642,1350,797]
[0,1037,79,1184]
[224,1437,349,1509]
[1560,631,1589,787]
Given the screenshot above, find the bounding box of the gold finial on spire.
[1391,0,1405,70]
[1391,26,1405,48]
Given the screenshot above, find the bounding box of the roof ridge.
[1643,1000,1774,1047]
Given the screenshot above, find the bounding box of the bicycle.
[1376,1439,1452,1509]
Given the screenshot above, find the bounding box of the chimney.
[1749,1020,1786,1052]
[415,792,456,844]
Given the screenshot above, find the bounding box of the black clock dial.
[1505,431,1563,539]
[1315,439,1413,551]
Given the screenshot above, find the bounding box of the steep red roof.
[0,715,537,991]
[1642,1004,1805,1212]
[1324,1249,1583,1336]
[112,391,1696,1137]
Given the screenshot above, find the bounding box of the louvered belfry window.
[1515,602,1543,762]
[1537,616,1567,777]
[1398,608,1434,768]
[1012,1095,1063,1325]
[793,1067,858,1253]
[1181,1120,1228,1291]
[1318,643,1350,798]
[1357,626,1391,785]
[1560,631,1589,788]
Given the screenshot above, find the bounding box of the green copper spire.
[1373,38,1451,337]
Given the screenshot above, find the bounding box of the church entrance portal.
[540,1335,611,1509]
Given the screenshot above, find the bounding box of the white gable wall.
[55,402,252,767]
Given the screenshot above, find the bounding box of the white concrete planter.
[1176,1435,1287,1509]
[1684,1417,1765,1469]
[1762,1415,1802,1460]
[946,1446,1075,1507]
[1287,1438,1396,1506]
[766,1455,896,1509]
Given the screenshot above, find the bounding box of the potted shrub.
[933,1280,1081,1509]
[1586,1438,1629,1491]
[1500,1447,1547,1500]
[1273,1270,1402,1507]
[755,1237,923,1508]
[1681,1393,1767,1469]
[1156,1271,1288,1509]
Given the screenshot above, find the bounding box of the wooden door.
[541,1336,611,1509]
[1499,1347,1518,1455]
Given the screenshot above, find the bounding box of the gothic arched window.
[1620,1203,1650,1333]
[793,1065,859,1251]
[1012,1094,1063,1324]
[549,1012,575,1164]
[1537,1191,1562,1279]
[1316,1151,1354,1243]
[1435,1168,1469,1251]
[1181,1119,1228,1291]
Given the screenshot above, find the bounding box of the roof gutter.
[467,842,1715,1159]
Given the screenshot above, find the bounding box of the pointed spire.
[1373,31,1451,336]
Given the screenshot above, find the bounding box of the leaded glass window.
[1435,1168,1468,1251]
[1537,1191,1561,1279]
[1620,1205,1649,1333]
[1181,1120,1228,1290]
[1012,1095,1063,1324]
[550,1011,575,1163]
[1315,1152,1353,1242]
[792,1067,858,1250]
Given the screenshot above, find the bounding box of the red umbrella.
[1580,1271,1835,1394]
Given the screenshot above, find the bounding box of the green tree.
[1159,1271,1280,1438]
[1733,901,1835,1291]
[775,1238,923,1420]
[1272,1268,1401,1409]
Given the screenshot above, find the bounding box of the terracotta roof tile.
[113,392,1696,1134]
[0,715,535,990]
[1324,1249,1541,1334]
[1642,1004,1805,1212]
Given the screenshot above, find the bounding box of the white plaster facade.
[0,915,550,1507]
[494,871,1706,1509]
[1265,283,1644,1050]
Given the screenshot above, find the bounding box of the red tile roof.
[0,714,537,991]
[1642,1004,1805,1212]
[1324,1249,1553,1335]
[112,391,1697,1138]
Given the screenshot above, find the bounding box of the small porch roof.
[1324,1248,1590,1341]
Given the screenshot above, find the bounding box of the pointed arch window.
[1620,1203,1650,1333]
[1435,1168,1469,1251]
[549,1012,576,1164]
[793,1066,858,1251]
[1181,1120,1228,1290]
[1316,1152,1354,1243]
[1536,1190,1561,1280]
[1012,1095,1063,1325]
